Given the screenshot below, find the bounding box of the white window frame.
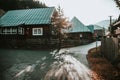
[1,28,17,34]
[12,28,17,34]
[3,28,7,34]
[10,28,12,34]
[18,27,24,35]
[7,28,11,34]
[32,28,43,36]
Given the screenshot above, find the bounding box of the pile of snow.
[45,50,92,80]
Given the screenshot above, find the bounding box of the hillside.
[95,20,115,29]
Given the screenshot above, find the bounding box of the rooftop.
[0,7,55,27]
[87,25,104,30]
[69,17,91,33]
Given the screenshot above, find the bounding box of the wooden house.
[87,25,105,40]
[0,7,55,47]
[111,16,120,38]
[68,17,93,45]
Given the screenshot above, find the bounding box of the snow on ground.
[45,49,92,80]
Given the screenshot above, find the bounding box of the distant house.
[111,16,120,38]
[68,17,93,44]
[0,7,55,47]
[87,25,105,38]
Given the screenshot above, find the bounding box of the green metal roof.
[69,17,91,33]
[86,25,94,33]
[87,25,104,30]
[0,7,55,27]
[94,25,104,30]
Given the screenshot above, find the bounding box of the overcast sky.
[40,0,120,25]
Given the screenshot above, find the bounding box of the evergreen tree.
[0,0,47,11]
[0,9,5,17]
[114,0,120,9]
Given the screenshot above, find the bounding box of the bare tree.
[51,6,71,50]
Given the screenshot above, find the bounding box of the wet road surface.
[63,41,101,66]
[0,41,101,80]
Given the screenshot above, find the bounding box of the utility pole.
[109,16,112,34]
[96,33,98,52]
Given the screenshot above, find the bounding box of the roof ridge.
[7,7,55,12]
[72,17,85,26]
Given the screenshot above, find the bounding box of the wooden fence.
[101,37,120,62]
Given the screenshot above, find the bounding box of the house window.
[33,29,37,34]
[1,28,17,34]
[18,27,24,35]
[32,28,43,36]
[10,28,12,34]
[3,28,7,34]
[12,28,17,34]
[7,28,10,34]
